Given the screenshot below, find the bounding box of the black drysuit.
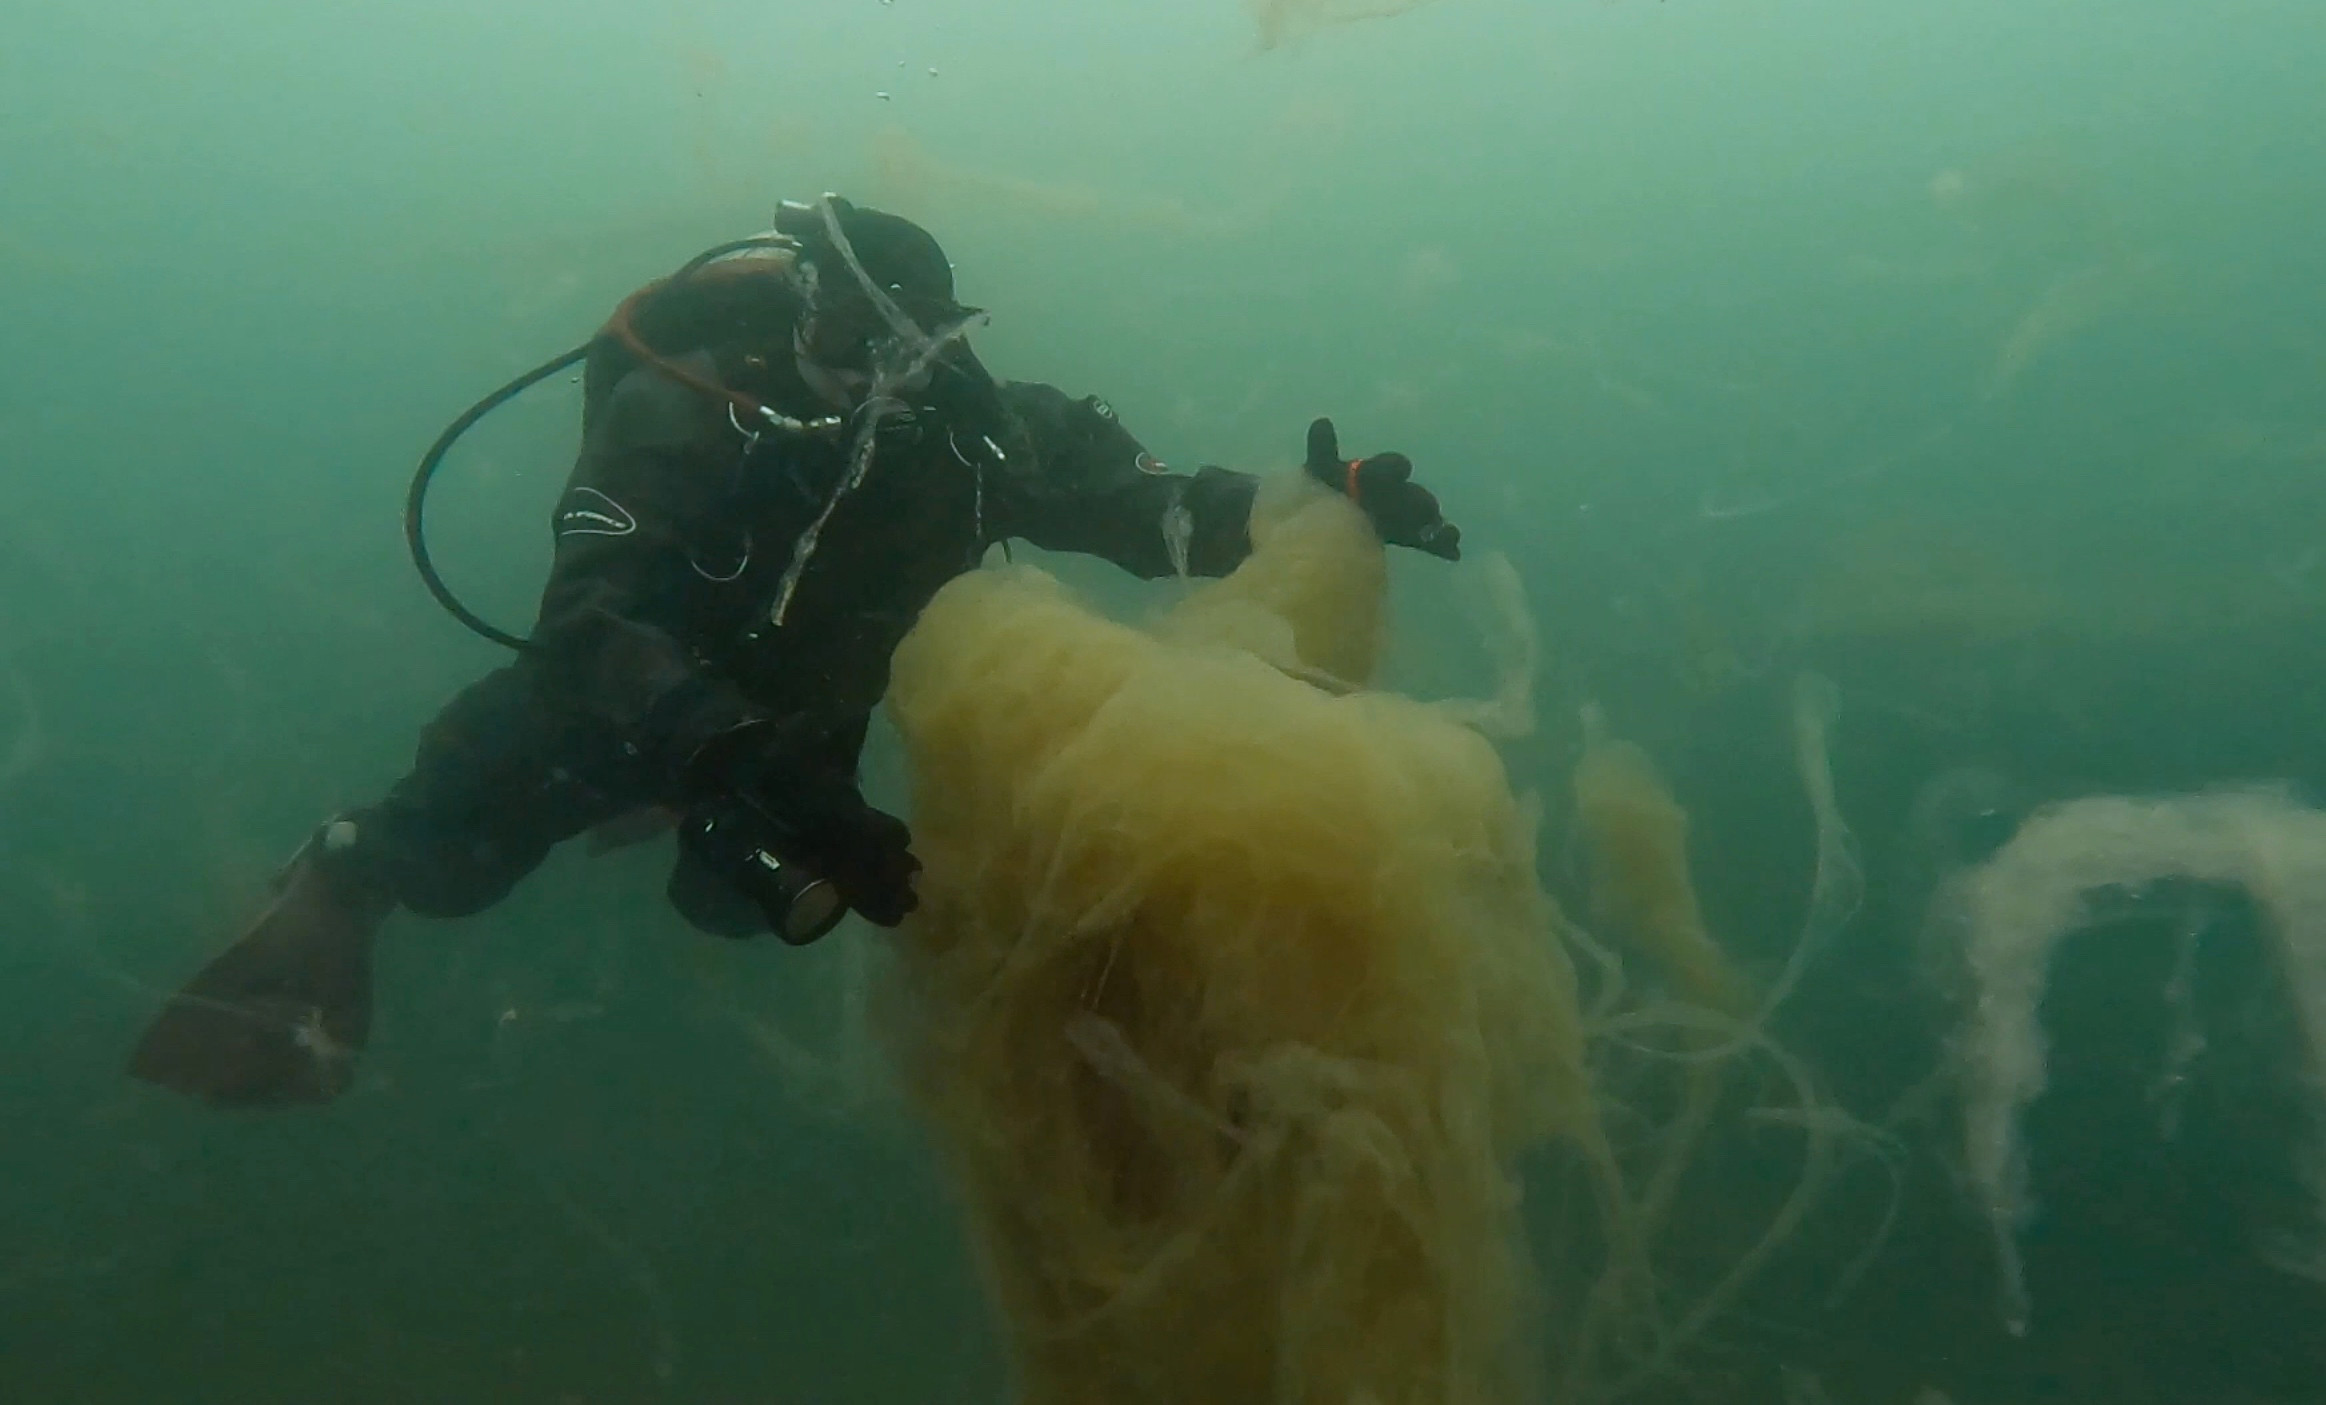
[342,273,1260,923]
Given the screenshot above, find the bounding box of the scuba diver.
[129,195,1462,1109]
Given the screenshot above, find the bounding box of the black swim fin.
[128,851,391,1108]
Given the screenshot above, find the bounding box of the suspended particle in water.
[1250,0,1444,50]
[875,90,892,101]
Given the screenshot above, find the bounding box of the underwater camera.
[672,793,848,945]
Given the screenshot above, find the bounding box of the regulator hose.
[403,235,795,652]
[403,344,587,651]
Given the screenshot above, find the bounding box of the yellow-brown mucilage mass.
[883,480,1612,1404]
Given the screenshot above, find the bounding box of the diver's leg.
[335,663,649,918]
[129,664,647,1107]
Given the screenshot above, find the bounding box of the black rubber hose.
[403,345,587,651]
[402,234,795,652]
[670,235,791,279]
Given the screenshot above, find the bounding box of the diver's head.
[776,196,978,401]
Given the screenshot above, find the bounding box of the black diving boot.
[129,822,395,1108]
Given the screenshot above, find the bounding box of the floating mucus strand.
[1936,787,2326,1334]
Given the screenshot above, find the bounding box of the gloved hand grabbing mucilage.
[804,790,920,928]
[1303,417,1461,562]
[679,721,920,937]
[747,772,920,929]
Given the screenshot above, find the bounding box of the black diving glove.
[1302,417,1461,562]
[677,722,921,936]
[789,783,919,929]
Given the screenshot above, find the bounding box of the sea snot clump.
[884,483,1608,1403]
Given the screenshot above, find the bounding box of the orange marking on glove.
[1345,459,1363,501]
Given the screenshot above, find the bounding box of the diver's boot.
[128,824,394,1108]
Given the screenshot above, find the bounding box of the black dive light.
[675,797,848,946]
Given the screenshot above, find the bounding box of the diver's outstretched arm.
[988,381,1260,579]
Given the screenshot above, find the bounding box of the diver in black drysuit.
[130,197,1462,1108]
